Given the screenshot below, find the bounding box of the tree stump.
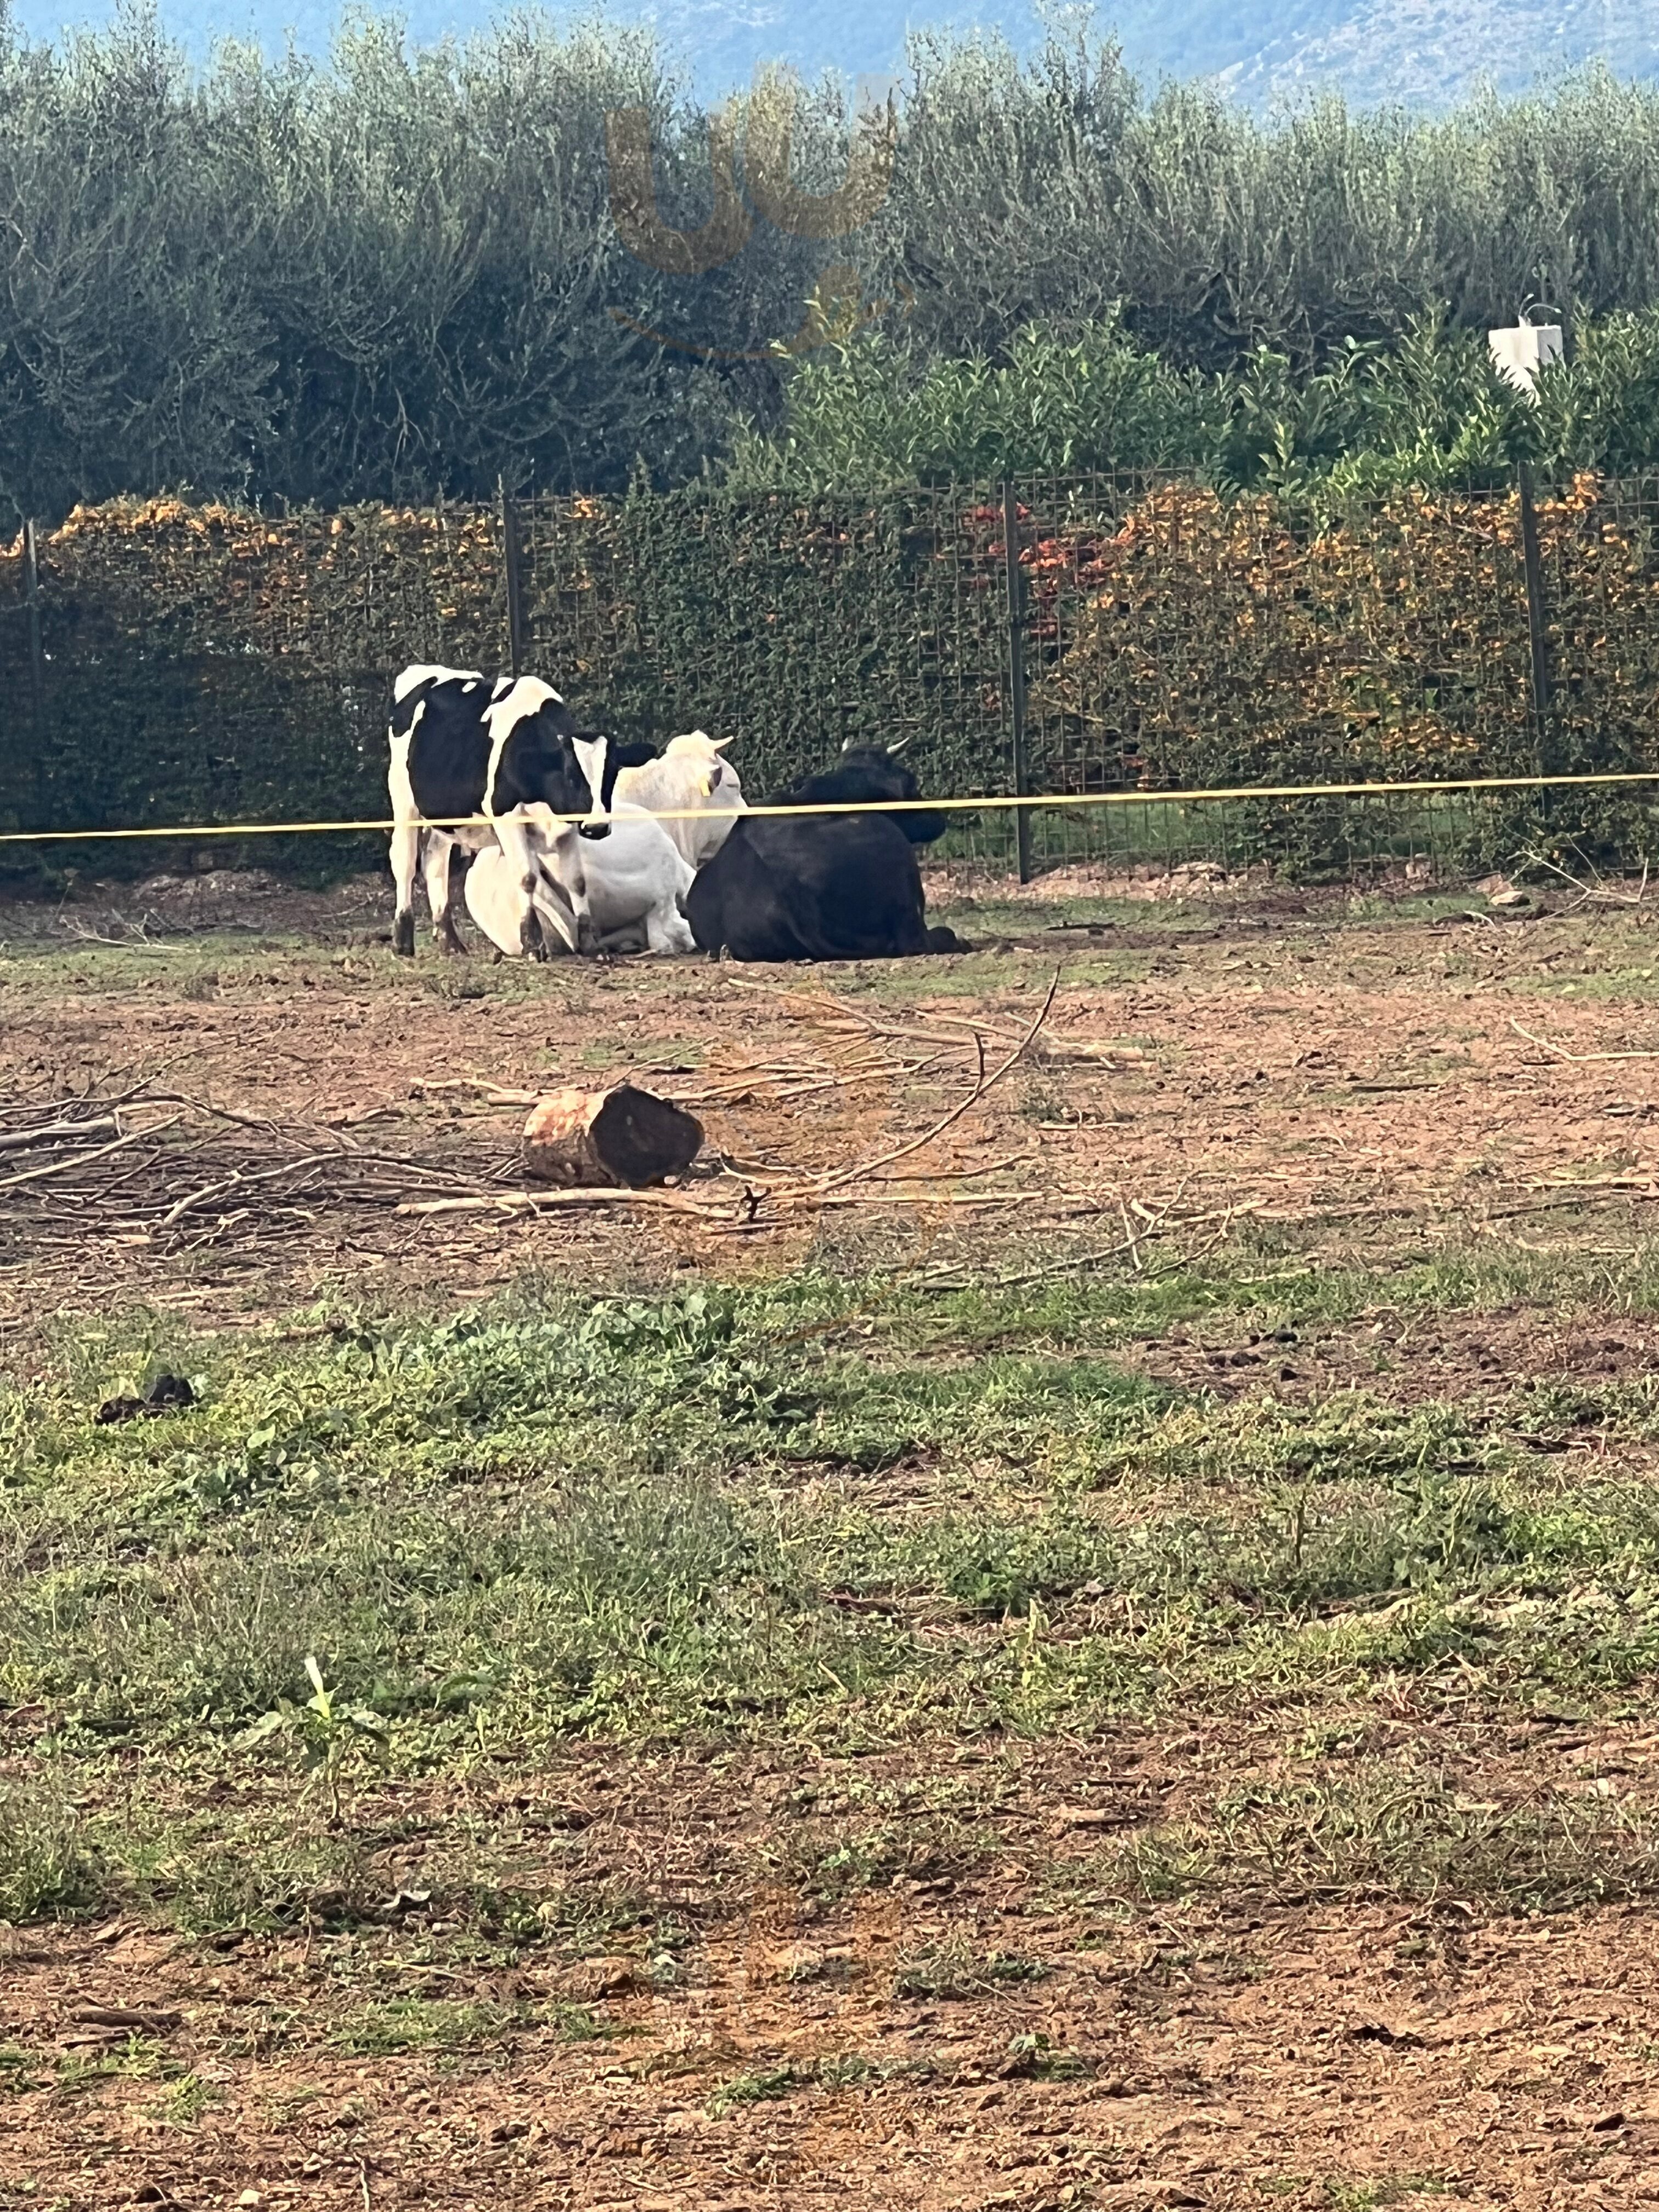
[522,1085,704,1188]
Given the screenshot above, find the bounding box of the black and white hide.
[387,663,618,960]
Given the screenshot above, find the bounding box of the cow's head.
[833,744,922,805]
[830,740,946,844]
[509,696,610,840]
[571,731,623,840]
[670,730,735,798]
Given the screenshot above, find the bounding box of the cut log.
[522,1085,704,1189]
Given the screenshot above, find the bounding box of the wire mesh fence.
[4,472,1659,884]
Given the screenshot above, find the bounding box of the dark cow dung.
[96,1373,197,1425]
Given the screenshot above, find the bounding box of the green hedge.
[4,473,1658,887]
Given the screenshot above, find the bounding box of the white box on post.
[1488,321,1564,396]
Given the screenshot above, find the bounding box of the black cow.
[768,738,949,845]
[684,812,965,961]
[387,663,623,958]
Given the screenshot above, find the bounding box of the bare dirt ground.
[3,862,1658,1326]
[5,1733,1658,2211]
[3,862,1659,1345]
[5,865,1659,2209]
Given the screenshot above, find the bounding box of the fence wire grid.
[4,470,1659,884]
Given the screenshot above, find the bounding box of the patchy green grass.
[7,1234,1659,1929]
[893,1942,1049,1999]
[1088,1763,1659,1911]
[706,2063,802,2116]
[1322,2182,1454,2212]
[0,1773,101,1921]
[328,1995,589,2056]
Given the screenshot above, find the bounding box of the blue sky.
[6,0,1057,96]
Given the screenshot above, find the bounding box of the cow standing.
[387,663,618,960]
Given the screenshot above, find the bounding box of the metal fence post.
[22,518,46,726]
[500,481,527,678]
[1516,461,1555,774]
[1001,479,1032,883]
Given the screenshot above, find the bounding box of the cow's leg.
[390,820,420,957]
[388,726,423,957]
[539,881,582,955]
[644,903,696,956]
[542,829,594,952]
[491,811,549,961]
[532,836,583,955]
[422,828,466,955]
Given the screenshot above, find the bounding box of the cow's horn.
[887,735,912,756]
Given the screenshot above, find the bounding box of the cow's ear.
[596,738,624,813]
[610,739,660,770]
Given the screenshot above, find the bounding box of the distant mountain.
[7,0,1658,108]
[1205,0,1657,108]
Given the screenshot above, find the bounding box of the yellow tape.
[2,769,1657,844]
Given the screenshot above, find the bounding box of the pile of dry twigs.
[0,975,1267,1297]
[0,1084,529,1284]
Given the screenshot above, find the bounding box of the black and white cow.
[387,663,621,959]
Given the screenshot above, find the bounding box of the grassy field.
[4,870,1659,2208]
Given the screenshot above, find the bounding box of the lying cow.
[613,732,746,867]
[465,802,697,957]
[684,812,964,962]
[462,835,584,957]
[681,737,963,962]
[388,663,619,959]
[770,737,947,845]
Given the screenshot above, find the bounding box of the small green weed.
[238,1655,390,1819]
[707,2064,802,2116]
[1002,2030,1092,2080]
[331,1998,532,2056]
[0,1776,100,1921]
[893,1943,1049,1999]
[1324,2182,1451,2211]
[158,2072,224,2125]
[0,2042,39,2094]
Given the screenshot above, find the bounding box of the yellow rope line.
[2,768,1657,844]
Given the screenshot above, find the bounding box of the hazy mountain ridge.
[8,0,1657,107]
[1217,0,1658,108]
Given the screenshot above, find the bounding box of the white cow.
[465,801,696,958]
[463,837,586,957]
[613,732,745,868]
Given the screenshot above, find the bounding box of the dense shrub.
[8,469,1659,881]
[10,11,1659,520]
[731,312,1659,493]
